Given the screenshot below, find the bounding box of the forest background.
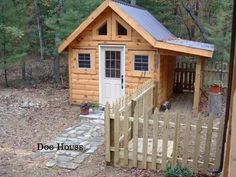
[0,0,233,87]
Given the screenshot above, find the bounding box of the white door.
[100,46,125,105]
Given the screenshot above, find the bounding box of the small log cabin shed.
[58,0,214,112]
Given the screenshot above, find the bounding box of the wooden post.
[68,47,73,104]
[201,59,205,89]
[228,93,236,177]
[133,105,139,167]
[151,108,159,169]
[214,117,225,170]
[114,103,120,165]
[182,112,191,166]
[193,57,203,113]
[172,112,180,166]
[203,114,214,173]
[123,98,129,166]
[130,100,136,139]
[193,114,202,173]
[108,104,115,165]
[153,81,158,110]
[142,94,148,169]
[223,32,236,177]
[105,103,111,164]
[162,111,169,170]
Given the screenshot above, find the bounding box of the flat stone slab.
[34,118,104,170]
[57,162,79,170]
[80,112,104,120]
[46,160,56,168]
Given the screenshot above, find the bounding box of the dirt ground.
[0,85,160,177]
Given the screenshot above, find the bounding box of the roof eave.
[155,41,214,58]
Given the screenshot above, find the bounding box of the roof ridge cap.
[112,0,147,10]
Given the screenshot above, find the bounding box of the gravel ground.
[0,86,160,177]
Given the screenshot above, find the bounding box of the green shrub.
[164,164,193,177]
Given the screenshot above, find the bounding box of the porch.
[169,93,193,113]
[157,52,205,113]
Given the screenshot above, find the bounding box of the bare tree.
[181,0,208,42]
[34,0,44,60]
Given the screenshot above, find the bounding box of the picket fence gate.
[105,79,225,174]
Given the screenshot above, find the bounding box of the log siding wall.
[158,55,176,105]
[68,8,157,104]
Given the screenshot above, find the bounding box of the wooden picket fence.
[175,61,229,90]
[105,79,225,174]
[203,62,229,88]
[175,62,196,91]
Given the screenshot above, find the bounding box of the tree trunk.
[52,0,63,83]
[130,0,136,5]
[4,60,9,87]
[53,55,60,83]
[181,0,207,42]
[34,0,44,60]
[22,59,26,80]
[3,32,9,87]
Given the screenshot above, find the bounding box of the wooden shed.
[58,0,214,112]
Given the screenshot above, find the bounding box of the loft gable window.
[98,22,107,35]
[78,53,91,68]
[134,55,149,71]
[117,22,127,35]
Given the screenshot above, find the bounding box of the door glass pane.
[116,69,120,78]
[111,51,116,59]
[106,69,110,77]
[105,50,121,78]
[111,60,116,68]
[111,69,116,78]
[105,51,110,59]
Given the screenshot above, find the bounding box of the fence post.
[153,81,158,111]
[133,103,139,167]
[130,100,136,139]
[203,114,214,173]
[142,94,148,169]
[172,112,180,166]
[182,112,191,166]
[151,108,160,169]
[162,111,169,170]
[105,103,111,164]
[123,98,129,166]
[114,102,120,165]
[214,117,225,170]
[193,114,202,173]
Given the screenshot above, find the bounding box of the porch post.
[193,57,203,113]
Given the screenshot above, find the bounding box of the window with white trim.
[134,55,149,71]
[78,53,91,68]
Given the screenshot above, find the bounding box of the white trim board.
[98,45,126,106]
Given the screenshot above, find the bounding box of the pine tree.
[44,0,102,82]
[0,1,28,87]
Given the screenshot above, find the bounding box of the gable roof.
[113,0,175,41]
[58,0,214,58]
